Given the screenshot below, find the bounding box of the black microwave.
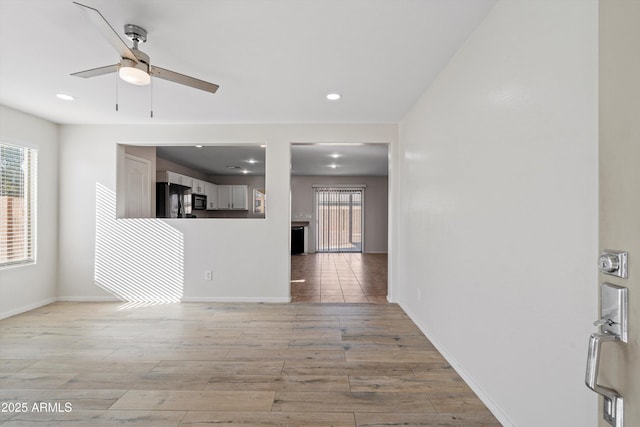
[192,193,207,210]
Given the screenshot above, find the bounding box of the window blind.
[0,142,37,267]
[314,187,363,253]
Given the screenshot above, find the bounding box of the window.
[0,142,37,267]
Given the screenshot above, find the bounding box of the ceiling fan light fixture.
[119,66,150,85]
[119,59,151,86]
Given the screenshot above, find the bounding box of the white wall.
[0,105,58,319]
[156,155,210,181]
[396,1,598,426]
[57,124,395,302]
[291,175,388,253]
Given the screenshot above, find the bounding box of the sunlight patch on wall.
[95,183,184,304]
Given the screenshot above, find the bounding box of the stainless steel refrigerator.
[156,183,191,218]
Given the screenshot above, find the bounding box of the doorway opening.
[289,143,389,303]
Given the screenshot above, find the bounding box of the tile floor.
[0,302,501,426]
[291,253,388,303]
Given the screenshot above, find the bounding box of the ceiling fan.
[71,2,219,94]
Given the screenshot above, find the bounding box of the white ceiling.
[156,145,266,176]
[153,143,387,177]
[0,0,496,125]
[291,143,388,176]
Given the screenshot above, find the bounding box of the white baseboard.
[36,296,292,304]
[397,298,514,427]
[181,296,291,303]
[0,297,57,320]
[56,296,121,302]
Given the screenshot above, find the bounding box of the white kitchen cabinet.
[192,179,206,195]
[217,185,231,209]
[157,171,180,185]
[157,171,193,188]
[180,175,193,188]
[205,182,218,210]
[231,185,248,210]
[217,185,248,210]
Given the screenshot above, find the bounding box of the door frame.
[288,141,393,302]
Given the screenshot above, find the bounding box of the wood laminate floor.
[291,253,388,303]
[0,302,500,426]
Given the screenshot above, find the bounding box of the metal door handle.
[585,331,623,426]
[594,317,615,327]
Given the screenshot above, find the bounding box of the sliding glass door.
[315,187,363,253]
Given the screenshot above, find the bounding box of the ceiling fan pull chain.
[150,78,154,118]
[115,72,119,112]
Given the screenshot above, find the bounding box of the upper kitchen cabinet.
[217,185,248,210]
[205,182,218,210]
[232,185,248,210]
[157,171,192,187]
[192,179,206,195]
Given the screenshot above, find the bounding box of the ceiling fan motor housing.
[124,24,147,43]
[121,24,150,75]
[120,56,148,73]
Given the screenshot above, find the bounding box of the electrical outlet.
[204,270,212,280]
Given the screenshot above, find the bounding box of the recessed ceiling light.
[330,153,341,158]
[247,159,258,164]
[242,170,249,174]
[326,93,341,101]
[56,93,74,101]
[195,145,203,148]
[328,164,338,169]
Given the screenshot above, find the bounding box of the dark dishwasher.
[291,226,305,255]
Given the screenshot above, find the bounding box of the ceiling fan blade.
[71,64,119,78]
[73,2,138,62]
[150,66,219,94]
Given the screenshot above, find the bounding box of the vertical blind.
[314,186,363,253]
[0,142,37,266]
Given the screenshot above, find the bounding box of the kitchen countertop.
[291,221,310,227]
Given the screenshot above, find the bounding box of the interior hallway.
[291,253,388,303]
